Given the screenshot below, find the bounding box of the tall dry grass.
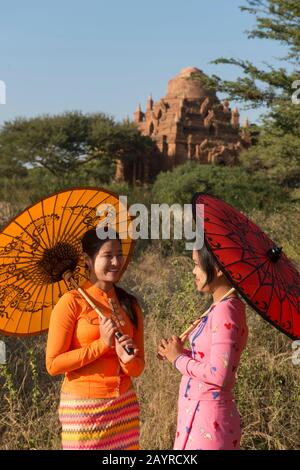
[0,208,300,449]
[123,250,300,450]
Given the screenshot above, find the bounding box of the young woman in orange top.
[46,228,144,450]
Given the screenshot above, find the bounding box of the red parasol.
[192,193,300,340]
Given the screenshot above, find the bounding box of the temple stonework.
[116,67,251,184]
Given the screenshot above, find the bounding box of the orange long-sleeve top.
[46,280,144,398]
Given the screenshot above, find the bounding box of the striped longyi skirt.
[58,388,140,450]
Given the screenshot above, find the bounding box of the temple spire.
[231,107,240,128]
[134,104,144,123]
[146,94,153,111]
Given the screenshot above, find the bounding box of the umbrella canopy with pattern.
[192,192,300,340]
[0,187,134,336]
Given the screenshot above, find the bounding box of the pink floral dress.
[173,297,248,450]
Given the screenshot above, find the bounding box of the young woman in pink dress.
[158,244,248,450]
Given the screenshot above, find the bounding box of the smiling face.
[84,239,124,285]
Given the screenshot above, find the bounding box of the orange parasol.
[0,187,135,337]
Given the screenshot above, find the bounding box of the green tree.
[197,0,300,187]
[0,112,156,187]
[0,111,112,177]
[205,0,300,107]
[239,99,300,186]
[152,162,287,212]
[89,120,156,185]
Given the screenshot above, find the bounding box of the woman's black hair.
[198,243,218,287]
[81,227,138,328]
[81,227,121,261]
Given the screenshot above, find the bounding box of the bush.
[152,162,289,212]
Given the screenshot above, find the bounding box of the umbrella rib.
[1,261,47,285]
[27,283,46,335]
[208,245,265,259]
[270,263,296,328]
[53,189,79,248]
[59,192,113,246]
[56,192,95,246]
[247,258,272,302]
[51,193,59,249]
[3,252,43,264]
[13,219,47,255]
[271,264,287,306]
[57,190,104,247]
[286,286,300,311]
[58,190,109,246]
[278,278,284,330]
[206,238,246,251]
[68,203,131,245]
[205,209,249,232]
[65,205,132,249]
[40,282,50,333]
[204,231,242,239]
[263,260,277,319]
[269,268,282,324]
[0,253,41,269]
[0,278,35,334]
[0,244,43,258]
[23,208,50,251]
[270,265,285,326]
[268,263,295,324]
[61,197,115,247]
[222,255,267,270]
[41,198,52,249]
[205,232,257,252]
[271,267,284,326]
[237,254,268,263]
[204,219,236,231]
[0,258,40,268]
[1,277,35,300]
[287,297,294,334]
[0,232,44,258]
[201,198,260,238]
[206,215,241,232]
[63,199,133,246]
[203,203,237,221]
[288,283,300,333]
[235,258,270,286]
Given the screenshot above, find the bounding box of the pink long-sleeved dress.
[173,296,248,450]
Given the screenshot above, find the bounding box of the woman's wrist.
[173,353,185,368]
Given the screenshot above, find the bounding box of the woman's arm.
[174,301,245,388]
[46,292,110,376]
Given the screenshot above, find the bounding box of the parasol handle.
[157,287,236,360]
[179,287,236,342]
[62,271,134,356]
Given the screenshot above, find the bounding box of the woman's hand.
[158,336,184,363]
[115,335,139,364]
[99,317,118,347]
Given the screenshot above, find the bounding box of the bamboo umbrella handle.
[62,271,134,355]
[179,287,236,342]
[157,287,236,360]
